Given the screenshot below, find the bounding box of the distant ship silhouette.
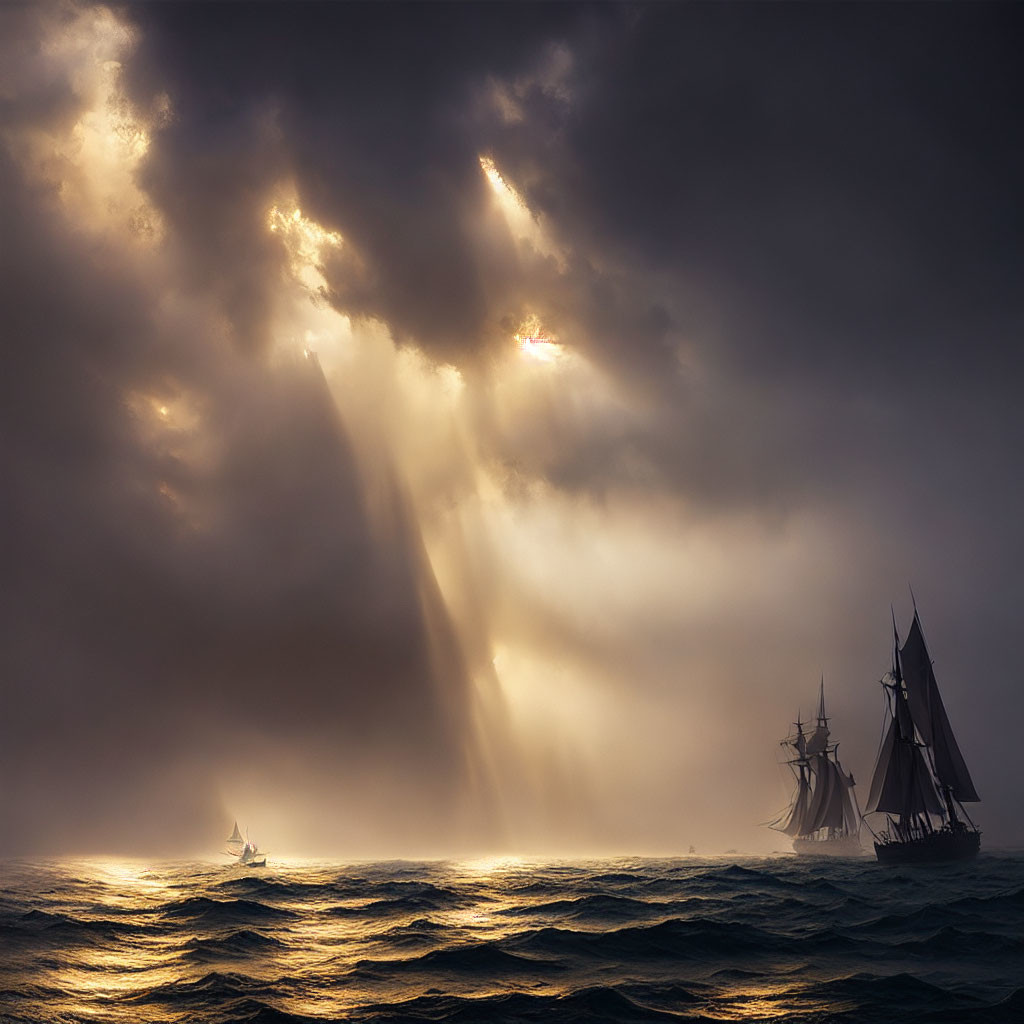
[225,821,267,867]
[769,680,863,856]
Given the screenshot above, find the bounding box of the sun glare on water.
[459,854,526,876]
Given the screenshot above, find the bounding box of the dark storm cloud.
[476,2,1024,494]
[121,1,598,359]
[114,1,1023,484]
[526,4,1024,377]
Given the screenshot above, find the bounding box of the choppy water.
[2,855,1023,1023]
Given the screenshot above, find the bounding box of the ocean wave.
[212,877,336,900]
[507,878,575,898]
[889,925,1024,957]
[120,969,290,1007]
[344,879,468,900]
[221,1001,320,1024]
[693,863,846,896]
[617,981,704,1007]
[350,940,565,978]
[496,892,676,921]
[947,883,1024,914]
[159,896,297,924]
[16,909,67,926]
[587,871,644,885]
[921,987,1024,1022]
[349,986,699,1023]
[799,970,983,1017]
[323,891,470,918]
[366,918,459,950]
[10,908,149,946]
[183,929,288,961]
[507,917,778,962]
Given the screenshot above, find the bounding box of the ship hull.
[874,826,980,865]
[793,835,864,857]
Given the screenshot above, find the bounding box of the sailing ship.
[771,681,863,856]
[865,605,981,864]
[225,821,267,867]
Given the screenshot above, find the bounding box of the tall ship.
[225,821,267,867]
[771,682,863,856]
[865,605,981,864]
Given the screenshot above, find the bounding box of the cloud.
[2,1,1021,857]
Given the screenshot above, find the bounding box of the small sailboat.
[770,681,863,856]
[865,605,981,864]
[225,821,267,868]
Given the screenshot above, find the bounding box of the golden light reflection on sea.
[1,855,1019,1023]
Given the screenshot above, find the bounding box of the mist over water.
[2,855,1023,1023]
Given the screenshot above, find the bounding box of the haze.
[2,2,1021,859]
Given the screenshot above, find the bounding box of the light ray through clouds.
[252,157,854,854]
[478,155,567,272]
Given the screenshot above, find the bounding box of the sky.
[1,1,1022,859]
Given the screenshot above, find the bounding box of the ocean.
[1,854,1022,1023]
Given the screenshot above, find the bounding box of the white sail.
[779,769,813,837]
[227,821,243,844]
[898,613,979,802]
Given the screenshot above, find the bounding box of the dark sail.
[803,755,853,832]
[899,613,979,802]
[865,717,944,817]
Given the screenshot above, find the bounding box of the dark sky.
[1,1,1022,857]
